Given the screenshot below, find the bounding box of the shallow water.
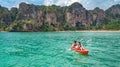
[0,32,120,67]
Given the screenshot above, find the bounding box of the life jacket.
[74,43,77,46]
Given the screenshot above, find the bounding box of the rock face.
[0,6,11,24]
[90,7,105,25]
[0,2,120,31]
[10,7,18,22]
[45,12,59,27]
[17,2,59,28]
[66,2,106,27]
[18,3,43,25]
[105,4,120,19]
[66,2,91,27]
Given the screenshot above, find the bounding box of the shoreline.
[56,30,120,32]
[0,30,120,32]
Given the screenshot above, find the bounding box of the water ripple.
[0,32,120,67]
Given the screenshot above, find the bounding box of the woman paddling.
[78,42,84,50]
[72,40,77,48]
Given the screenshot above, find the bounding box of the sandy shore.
[0,31,8,32]
[57,30,120,32]
[0,30,120,32]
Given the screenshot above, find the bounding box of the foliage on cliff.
[0,2,120,31]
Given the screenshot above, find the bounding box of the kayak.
[71,46,89,55]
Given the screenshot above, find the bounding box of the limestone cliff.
[0,2,119,31]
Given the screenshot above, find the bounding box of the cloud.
[43,0,120,10]
[0,0,28,9]
[114,0,120,2]
[84,0,120,10]
[44,0,54,6]
[56,0,81,6]
[78,0,120,10]
[0,0,43,9]
[0,0,120,10]
[44,0,82,6]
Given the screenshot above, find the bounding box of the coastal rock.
[0,6,11,24]
[45,12,59,27]
[105,4,120,19]
[89,7,105,25]
[10,7,18,22]
[0,2,120,31]
[66,2,91,27]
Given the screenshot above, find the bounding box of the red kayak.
[71,46,89,55]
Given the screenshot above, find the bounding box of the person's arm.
[81,44,85,49]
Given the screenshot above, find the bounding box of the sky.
[0,0,120,10]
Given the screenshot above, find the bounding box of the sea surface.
[0,32,120,67]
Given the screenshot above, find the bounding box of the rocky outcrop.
[10,7,18,22]
[66,2,90,27]
[89,7,105,25]
[18,3,42,23]
[45,12,59,27]
[0,2,120,31]
[17,2,59,28]
[105,4,120,19]
[66,2,105,27]
[0,6,11,24]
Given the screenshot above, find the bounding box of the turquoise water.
[0,32,120,67]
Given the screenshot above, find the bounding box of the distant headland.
[0,2,120,32]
